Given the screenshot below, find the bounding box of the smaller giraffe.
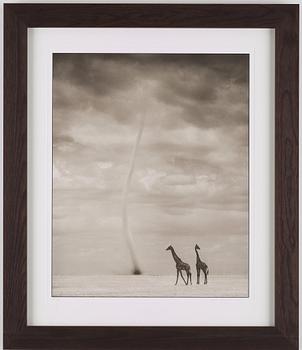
[195,244,209,285]
[166,245,192,285]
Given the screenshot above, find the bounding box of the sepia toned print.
[52,54,249,297]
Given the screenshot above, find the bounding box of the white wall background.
[0,0,300,348]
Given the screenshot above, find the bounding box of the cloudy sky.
[52,54,249,277]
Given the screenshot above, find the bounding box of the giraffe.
[195,244,209,284]
[166,245,192,285]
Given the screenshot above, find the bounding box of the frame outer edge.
[4,4,28,347]
[274,5,299,349]
[2,4,300,350]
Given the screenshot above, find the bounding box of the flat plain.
[53,275,248,298]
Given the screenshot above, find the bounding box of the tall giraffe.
[195,244,209,284]
[166,245,192,285]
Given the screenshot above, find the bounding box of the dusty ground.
[53,274,248,298]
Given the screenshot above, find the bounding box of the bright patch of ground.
[53,275,248,298]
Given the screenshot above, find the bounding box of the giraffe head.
[166,245,173,251]
[195,244,200,250]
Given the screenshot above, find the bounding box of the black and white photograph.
[52,53,249,297]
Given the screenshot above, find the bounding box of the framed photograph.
[4,4,298,349]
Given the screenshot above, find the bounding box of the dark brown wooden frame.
[4,4,299,350]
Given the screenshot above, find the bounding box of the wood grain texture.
[4,3,297,28]
[3,4,299,350]
[4,326,298,350]
[4,3,27,341]
[274,6,299,347]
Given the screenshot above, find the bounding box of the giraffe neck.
[195,248,200,260]
[170,248,182,263]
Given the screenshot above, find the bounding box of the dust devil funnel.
[122,114,145,275]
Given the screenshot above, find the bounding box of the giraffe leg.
[197,268,200,285]
[180,270,187,285]
[204,271,207,284]
[175,270,179,285]
[185,271,191,286]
